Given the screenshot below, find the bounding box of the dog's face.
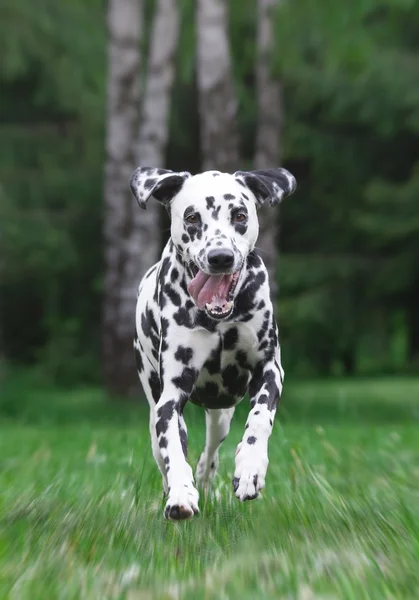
[130,167,296,320]
[170,172,259,272]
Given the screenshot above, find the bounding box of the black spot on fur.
[186,224,202,242]
[175,346,193,365]
[171,367,199,395]
[236,350,252,371]
[159,257,170,281]
[222,364,240,395]
[182,233,189,243]
[198,382,219,401]
[223,327,238,350]
[247,436,257,445]
[233,221,247,235]
[134,338,144,373]
[212,205,221,220]
[164,283,181,306]
[179,277,189,296]
[149,371,160,403]
[224,193,235,200]
[170,268,179,283]
[206,196,215,209]
[179,422,188,458]
[258,314,270,342]
[247,252,262,269]
[173,306,194,328]
[205,342,222,375]
[156,400,175,436]
[160,317,170,353]
[159,436,168,449]
[141,307,159,351]
[249,366,280,410]
[249,361,264,398]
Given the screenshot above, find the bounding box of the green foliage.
[0,0,104,375]
[1,0,418,379]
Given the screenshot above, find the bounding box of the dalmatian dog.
[131,166,296,520]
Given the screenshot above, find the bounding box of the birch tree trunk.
[103,0,180,397]
[136,0,180,267]
[196,0,240,172]
[103,0,143,397]
[139,0,179,167]
[254,0,283,303]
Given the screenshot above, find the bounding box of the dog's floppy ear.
[234,168,296,207]
[130,167,191,209]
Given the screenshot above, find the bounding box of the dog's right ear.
[130,167,191,209]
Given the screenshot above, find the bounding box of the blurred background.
[1,2,419,595]
[1,0,419,398]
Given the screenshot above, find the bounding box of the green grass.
[0,374,418,599]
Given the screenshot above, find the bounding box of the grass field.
[0,374,418,599]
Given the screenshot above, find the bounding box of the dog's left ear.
[234,168,297,207]
[130,167,192,209]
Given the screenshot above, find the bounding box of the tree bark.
[103,0,143,397]
[196,0,240,172]
[139,0,179,168]
[138,0,180,255]
[103,0,180,397]
[254,0,283,303]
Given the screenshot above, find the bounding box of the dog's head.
[130,167,296,319]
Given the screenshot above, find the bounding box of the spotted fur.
[131,166,296,520]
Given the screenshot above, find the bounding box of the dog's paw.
[233,444,269,501]
[164,483,199,521]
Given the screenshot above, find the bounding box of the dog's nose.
[207,249,234,271]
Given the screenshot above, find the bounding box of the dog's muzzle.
[187,263,241,320]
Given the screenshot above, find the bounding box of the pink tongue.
[188,271,232,310]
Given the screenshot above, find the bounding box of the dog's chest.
[190,325,258,409]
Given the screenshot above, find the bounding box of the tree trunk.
[196,0,239,172]
[139,0,179,167]
[103,0,180,398]
[254,0,283,304]
[137,0,180,255]
[103,0,143,397]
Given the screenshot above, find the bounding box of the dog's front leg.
[155,326,218,520]
[233,353,284,501]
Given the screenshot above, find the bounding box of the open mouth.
[187,265,240,319]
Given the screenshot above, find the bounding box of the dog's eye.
[234,213,246,223]
[185,214,198,224]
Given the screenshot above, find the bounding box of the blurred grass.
[0,372,418,599]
